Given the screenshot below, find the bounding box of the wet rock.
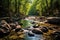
[47,17,60,25]
[15,28,23,32]
[41,27,48,33]
[32,29,43,35]
[28,32,34,37]
[33,25,39,28]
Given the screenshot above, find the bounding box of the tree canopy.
[0,0,60,17]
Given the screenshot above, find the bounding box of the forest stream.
[0,16,60,40]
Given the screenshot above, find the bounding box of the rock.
[41,27,48,33]
[51,31,60,40]
[47,17,60,25]
[16,25,21,29]
[28,32,34,37]
[32,29,43,35]
[48,28,53,30]
[10,23,16,30]
[15,28,23,32]
[0,20,10,38]
[0,28,10,38]
[33,25,39,28]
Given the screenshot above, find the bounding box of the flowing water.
[24,32,43,40]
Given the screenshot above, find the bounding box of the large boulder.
[47,17,60,25]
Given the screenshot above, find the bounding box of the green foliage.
[21,20,32,28]
[2,0,60,17]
